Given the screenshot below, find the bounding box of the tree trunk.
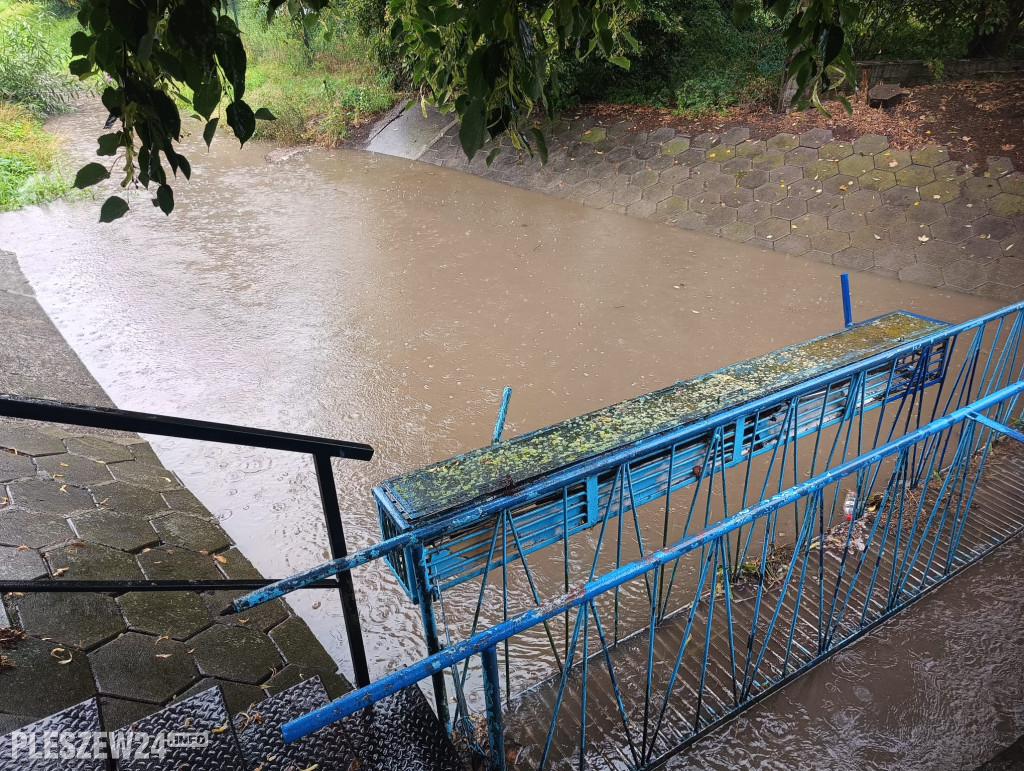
[967,0,1024,58]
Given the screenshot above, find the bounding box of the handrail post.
[314,452,371,688]
[482,645,506,771]
[840,272,853,328]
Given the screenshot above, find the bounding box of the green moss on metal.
[385,312,946,521]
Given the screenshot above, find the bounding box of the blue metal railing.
[226,300,1024,768]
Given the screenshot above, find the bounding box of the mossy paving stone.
[266,617,337,672]
[189,624,282,684]
[45,542,146,580]
[819,141,853,161]
[108,461,181,492]
[263,665,350,700]
[35,452,113,487]
[15,592,126,650]
[161,488,216,519]
[214,547,262,580]
[70,508,160,551]
[0,636,97,717]
[99,696,160,731]
[90,632,196,703]
[138,546,223,581]
[64,436,134,463]
[150,511,231,553]
[203,591,289,631]
[89,480,167,517]
[0,451,34,483]
[118,591,214,640]
[0,427,66,457]
[989,194,1024,217]
[0,545,46,580]
[0,507,73,548]
[6,478,94,515]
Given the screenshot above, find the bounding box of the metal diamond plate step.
[0,698,106,771]
[235,676,357,771]
[114,685,245,771]
[340,685,464,771]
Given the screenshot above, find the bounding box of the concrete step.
[0,697,106,771]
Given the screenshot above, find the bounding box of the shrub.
[0,101,69,210]
[0,1,79,114]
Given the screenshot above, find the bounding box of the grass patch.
[0,101,70,211]
[240,6,397,145]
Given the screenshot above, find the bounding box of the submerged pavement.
[0,249,349,734]
[371,107,1024,301]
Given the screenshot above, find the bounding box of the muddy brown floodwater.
[0,102,1020,768]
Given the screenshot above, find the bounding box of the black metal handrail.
[0,393,375,687]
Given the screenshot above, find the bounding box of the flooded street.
[1,102,1020,768]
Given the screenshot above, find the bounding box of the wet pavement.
[0,249,349,734]
[0,99,1021,767]
[417,114,1024,300]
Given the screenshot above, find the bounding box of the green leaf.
[99,196,129,223]
[609,55,630,70]
[69,58,92,77]
[226,99,256,146]
[97,132,125,156]
[732,0,755,26]
[530,127,548,164]
[485,146,500,166]
[155,184,174,215]
[254,107,277,121]
[203,117,219,148]
[69,31,92,57]
[193,74,222,120]
[458,98,487,159]
[74,163,110,189]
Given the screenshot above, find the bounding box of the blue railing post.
[840,273,853,328]
[482,645,506,771]
[492,387,513,444]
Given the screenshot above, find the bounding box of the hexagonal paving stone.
[906,201,947,225]
[706,147,735,162]
[890,222,932,247]
[0,636,97,718]
[766,133,798,152]
[677,149,707,168]
[808,193,844,216]
[964,176,1002,199]
[721,187,753,208]
[718,127,750,146]
[202,590,289,631]
[916,240,961,267]
[945,198,988,221]
[179,679,266,717]
[911,145,949,167]
[721,157,751,176]
[138,546,224,580]
[0,450,35,483]
[875,150,912,171]
[958,238,1003,263]
[585,190,614,208]
[263,665,350,700]
[772,198,807,220]
[650,126,677,144]
[822,175,859,195]
[45,542,146,580]
[790,213,826,235]
[719,221,755,242]
[35,453,113,487]
[0,544,46,579]
[613,186,642,207]
[269,617,337,672]
[755,219,792,241]
[873,246,918,272]
[772,234,810,255]
[70,508,160,552]
[642,182,673,203]
[661,137,691,156]
[860,170,897,191]
[64,436,135,463]
[581,127,606,144]
[687,194,720,214]
[918,180,960,204]
[704,207,737,228]
[631,169,660,189]
[738,201,771,224]
[737,169,769,190]
[16,592,126,649]
[988,157,1015,177]
[999,175,1024,196]
[838,155,876,178]
[810,229,851,255]
[753,183,786,204]
[118,591,214,640]
[989,194,1024,217]
[931,219,975,243]
[190,624,282,684]
[736,139,766,158]
[865,206,906,229]
[91,632,197,703]
[799,128,832,148]
[785,146,819,166]
[89,481,167,517]
[0,506,74,548]
[974,215,1017,241]
[894,165,935,188]
[660,165,690,187]
[850,227,887,250]
[844,189,881,213]
[853,134,889,155]
[1001,236,1023,259]
[787,178,823,199]
[833,247,875,270]
[804,160,839,181]
[882,186,920,207]
[0,427,66,457]
[769,165,803,185]
[820,142,855,162]
[899,263,944,286]
[704,175,738,197]
[828,209,867,233]
[752,152,785,170]
[943,261,990,291]
[989,259,1024,288]
[6,478,94,515]
[657,196,688,217]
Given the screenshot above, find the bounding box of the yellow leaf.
[214,554,227,563]
[155,653,173,659]
[52,567,69,577]
[51,648,73,665]
[211,723,228,734]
